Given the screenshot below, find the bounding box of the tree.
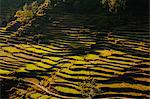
[23,3,28,11]
[32,1,39,14]
[101,0,127,14]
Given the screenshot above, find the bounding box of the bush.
[14,1,41,23]
[32,1,39,14]
[15,10,34,23]
[23,3,28,11]
[101,0,127,14]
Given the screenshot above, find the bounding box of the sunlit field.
[0,0,149,98]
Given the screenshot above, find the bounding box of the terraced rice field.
[0,11,150,98]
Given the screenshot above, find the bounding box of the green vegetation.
[0,0,43,26]
[4,0,51,32]
[101,0,127,14]
[0,0,148,27]
[15,1,38,23]
[0,0,149,98]
[47,0,149,15]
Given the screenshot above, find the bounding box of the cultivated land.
[0,5,150,99]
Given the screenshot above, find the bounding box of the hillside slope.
[0,0,43,26]
[0,2,150,99]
